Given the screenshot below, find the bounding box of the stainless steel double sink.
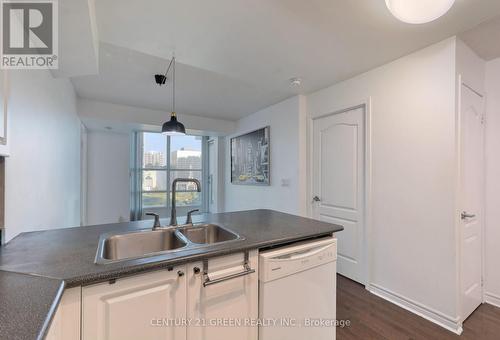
[95,224,243,264]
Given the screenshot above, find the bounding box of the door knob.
[461,211,476,220]
[312,196,321,202]
[177,270,185,277]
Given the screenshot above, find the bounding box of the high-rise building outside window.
[135,132,206,218]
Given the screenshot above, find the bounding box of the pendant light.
[156,56,186,135]
[385,0,455,24]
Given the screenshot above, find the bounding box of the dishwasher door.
[259,237,337,340]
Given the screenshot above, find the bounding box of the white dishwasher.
[259,236,337,340]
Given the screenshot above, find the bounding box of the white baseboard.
[367,283,463,335]
[485,292,500,308]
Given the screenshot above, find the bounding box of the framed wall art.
[230,126,270,185]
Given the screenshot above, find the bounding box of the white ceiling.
[52,0,99,77]
[460,15,500,61]
[71,0,500,121]
[71,43,284,120]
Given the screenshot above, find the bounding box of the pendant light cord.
[160,54,177,115]
[162,57,174,80]
[172,57,175,114]
[161,56,176,114]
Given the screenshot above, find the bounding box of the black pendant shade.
[162,112,186,135]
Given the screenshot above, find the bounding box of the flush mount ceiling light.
[290,77,302,87]
[385,0,456,24]
[155,56,186,136]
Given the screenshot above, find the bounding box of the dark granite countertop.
[0,209,343,339]
[0,271,64,340]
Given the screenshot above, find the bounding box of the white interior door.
[460,84,485,321]
[312,107,365,284]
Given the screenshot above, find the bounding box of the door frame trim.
[306,97,373,286]
[456,75,486,323]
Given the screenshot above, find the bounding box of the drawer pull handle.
[202,251,255,287]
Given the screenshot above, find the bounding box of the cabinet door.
[187,250,258,340]
[46,287,82,340]
[82,268,186,340]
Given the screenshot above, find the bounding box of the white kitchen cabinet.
[82,267,187,340]
[51,251,259,340]
[46,287,81,340]
[186,250,259,340]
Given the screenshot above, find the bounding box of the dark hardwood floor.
[337,275,500,340]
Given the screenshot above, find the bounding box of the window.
[136,132,206,218]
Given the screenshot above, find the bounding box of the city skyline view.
[143,133,201,155]
[141,133,203,208]
[143,149,201,192]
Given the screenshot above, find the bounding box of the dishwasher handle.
[270,243,334,261]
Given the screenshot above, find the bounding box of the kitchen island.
[0,209,343,340]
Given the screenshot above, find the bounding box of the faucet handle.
[185,209,199,225]
[145,212,161,229]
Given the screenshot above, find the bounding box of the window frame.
[135,132,207,218]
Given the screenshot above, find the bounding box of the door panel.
[321,216,358,264]
[460,84,484,320]
[320,124,358,210]
[313,107,365,284]
[82,268,187,340]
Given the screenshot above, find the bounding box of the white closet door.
[312,107,365,284]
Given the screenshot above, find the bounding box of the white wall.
[224,95,307,216]
[4,70,81,242]
[86,130,130,225]
[456,39,486,94]
[307,38,460,324]
[221,37,485,328]
[484,58,500,307]
[78,99,236,136]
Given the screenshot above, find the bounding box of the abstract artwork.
[231,126,270,185]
